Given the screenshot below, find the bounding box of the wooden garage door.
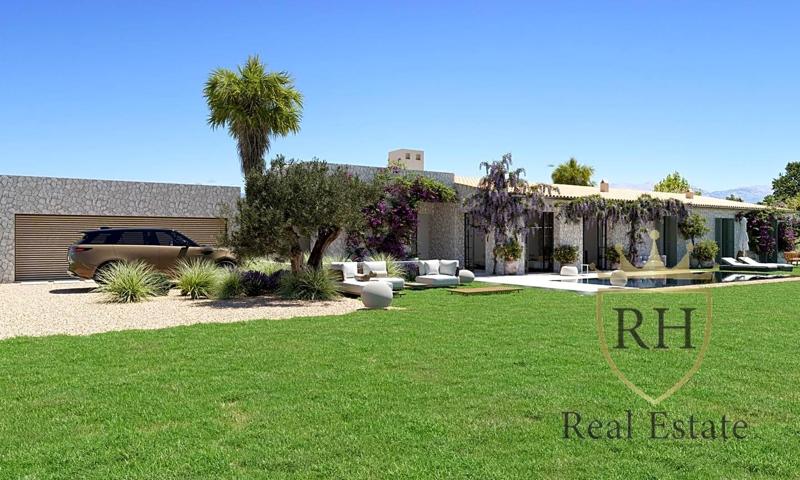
[14,214,227,281]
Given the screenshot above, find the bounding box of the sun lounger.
[738,257,794,272]
[719,257,777,272]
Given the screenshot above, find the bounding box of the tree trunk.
[307,226,341,270]
[286,227,304,274]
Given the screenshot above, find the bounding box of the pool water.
[560,271,788,289]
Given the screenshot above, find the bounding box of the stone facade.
[0,175,241,282]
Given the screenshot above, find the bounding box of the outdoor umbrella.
[737,217,750,255]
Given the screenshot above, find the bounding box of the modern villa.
[330,152,770,276]
[0,153,771,283]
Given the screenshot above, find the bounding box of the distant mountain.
[705,185,771,204]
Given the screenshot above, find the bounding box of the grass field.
[1,278,799,478]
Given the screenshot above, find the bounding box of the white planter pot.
[504,260,518,275]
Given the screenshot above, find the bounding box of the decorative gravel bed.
[0,281,361,340]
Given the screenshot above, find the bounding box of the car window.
[82,231,115,244]
[153,231,174,246]
[172,232,196,247]
[116,230,146,245]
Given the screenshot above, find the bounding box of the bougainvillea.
[346,168,457,260]
[740,209,800,256]
[464,153,555,273]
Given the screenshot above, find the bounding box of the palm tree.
[550,158,595,186]
[204,56,303,176]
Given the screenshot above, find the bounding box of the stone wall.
[0,175,241,282]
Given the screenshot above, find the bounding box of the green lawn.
[1,279,799,478]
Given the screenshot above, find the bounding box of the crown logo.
[599,229,708,285]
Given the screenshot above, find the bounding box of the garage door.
[14,214,227,281]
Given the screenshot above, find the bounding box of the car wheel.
[217,260,237,270]
[93,261,118,284]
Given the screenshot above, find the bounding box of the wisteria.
[558,194,688,262]
[464,153,555,273]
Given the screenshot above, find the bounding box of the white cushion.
[370,276,405,290]
[415,274,459,287]
[439,260,458,276]
[339,262,358,279]
[419,260,440,275]
[363,261,387,276]
[337,278,370,295]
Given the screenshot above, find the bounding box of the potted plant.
[693,239,719,268]
[553,244,579,267]
[493,238,523,275]
[604,246,621,270]
[679,213,710,268]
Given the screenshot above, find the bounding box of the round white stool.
[458,269,475,284]
[361,281,393,309]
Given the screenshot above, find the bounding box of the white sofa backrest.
[363,261,388,276]
[335,262,358,279]
[439,260,458,276]
[419,259,440,275]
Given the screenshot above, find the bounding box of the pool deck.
[477,272,608,293]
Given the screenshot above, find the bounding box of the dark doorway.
[657,216,679,267]
[463,214,486,270]
[583,218,608,269]
[526,212,554,272]
[714,218,736,262]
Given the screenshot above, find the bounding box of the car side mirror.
[200,246,214,255]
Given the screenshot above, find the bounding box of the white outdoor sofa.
[330,261,405,295]
[415,259,460,287]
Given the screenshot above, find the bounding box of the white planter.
[504,260,518,275]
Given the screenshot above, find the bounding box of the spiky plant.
[212,269,244,300]
[173,258,220,299]
[204,55,303,176]
[95,261,169,303]
[366,252,406,278]
[278,267,338,301]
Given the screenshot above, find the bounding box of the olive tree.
[230,156,376,273]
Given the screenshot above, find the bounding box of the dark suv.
[68,228,236,280]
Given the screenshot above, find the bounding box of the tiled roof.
[453,175,768,210]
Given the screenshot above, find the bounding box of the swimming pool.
[557,271,788,289]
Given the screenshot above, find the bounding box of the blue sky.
[1,1,798,192]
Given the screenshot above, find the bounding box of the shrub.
[95,261,168,303]
[366,252,407,278]
[679,213,710,245]
[693,239,719,262]
[242,257,287,275]
[213,269,244,300]
[241,269,285,296]
[493,238,523,261]
[174,258,219,299]
[278,267,338,301]
[605,246,621,265]
[553,245,579,264]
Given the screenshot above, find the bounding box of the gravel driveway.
[0,281,362,340]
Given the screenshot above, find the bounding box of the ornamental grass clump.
[212,269,244,300]
[278,267,338,301]
[242,257,287,275]
[95,261,170,303]
[366,252,406,278]
[174,258,219,299]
